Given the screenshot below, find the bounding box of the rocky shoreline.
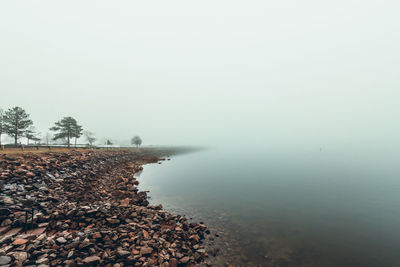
[0,149,210,266]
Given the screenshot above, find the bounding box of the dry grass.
[0,147,134,155]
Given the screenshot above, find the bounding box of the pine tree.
[50,117,82,148]
[3,106,33,145]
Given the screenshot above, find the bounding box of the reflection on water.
[137,148,400,266]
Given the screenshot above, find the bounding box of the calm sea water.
[137,147,400,266]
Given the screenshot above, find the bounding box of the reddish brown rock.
[12,238,28,245]
[142,229,150,239]
[120,198,130,207]
[140,246,153,255]
[169,258,178,267]
[0,150,209,267]
[180,256,190,264]
[82,255,101,264]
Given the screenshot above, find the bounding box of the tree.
[50,117,82,148]
[25,126,41,145]
[106,139,113,146]
[0,108,4,146]
[43,132,53,145]
[3,106,33,145]
[131,136,142,148]
[73,124,83,148]
[83,131,96,146]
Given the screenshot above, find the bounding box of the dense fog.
[1,0,399,150]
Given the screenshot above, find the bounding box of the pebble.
[56,237,67,244]
[0,256,11,265]
[0,150,210,266]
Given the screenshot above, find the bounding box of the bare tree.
[131,136,142,148]
[83,131,96,146]
[25,126,40,145]
[43,132,53,145]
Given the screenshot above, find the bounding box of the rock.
[56,237,67,244]
[106,218,120,224]
[11,251,28,262]
[2,197,14,205]
[117,249,130,257]
[0,150,209,267]
[12,238,28,245]
[180,256,190,264]
[0,256,11,265]
[169,258,178,267]
[82,255,101,264]
[92,232,101,239]
[36,257,49,264]
[26,172,35,177]
[142,229,150,239]
[120,198,130,207]
[140,246,153,255]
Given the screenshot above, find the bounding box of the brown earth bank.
[0,149,212,267]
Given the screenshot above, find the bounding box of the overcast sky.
[1,1,399,149]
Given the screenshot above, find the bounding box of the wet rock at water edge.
[0,150,210,266]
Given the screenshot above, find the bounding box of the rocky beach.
[0,149,210,267]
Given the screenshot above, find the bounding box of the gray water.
[138,147,400,266]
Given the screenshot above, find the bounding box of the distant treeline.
[0,106,142,148]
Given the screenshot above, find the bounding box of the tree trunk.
[67,135,70,148]
[75,138,77,148]
[14,134,18,145]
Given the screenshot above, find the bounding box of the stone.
[92,232,101,239]
[140,246,153,255]
[36,257,49,264]
[67,251,74,258]
[12,238,28,245]
[11,251,28,262]
[106,218,120,224]
[142,229,150,239]
[117,249,130,257]
[120,198,130,207]
[180,256,190,264]
[56,237,67,244]
[82,255,101,264]
[169,258,178,267]
[0,150,209,267]
[2,197,14,205]
[26,227,46,236]
[0,256,11,265]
